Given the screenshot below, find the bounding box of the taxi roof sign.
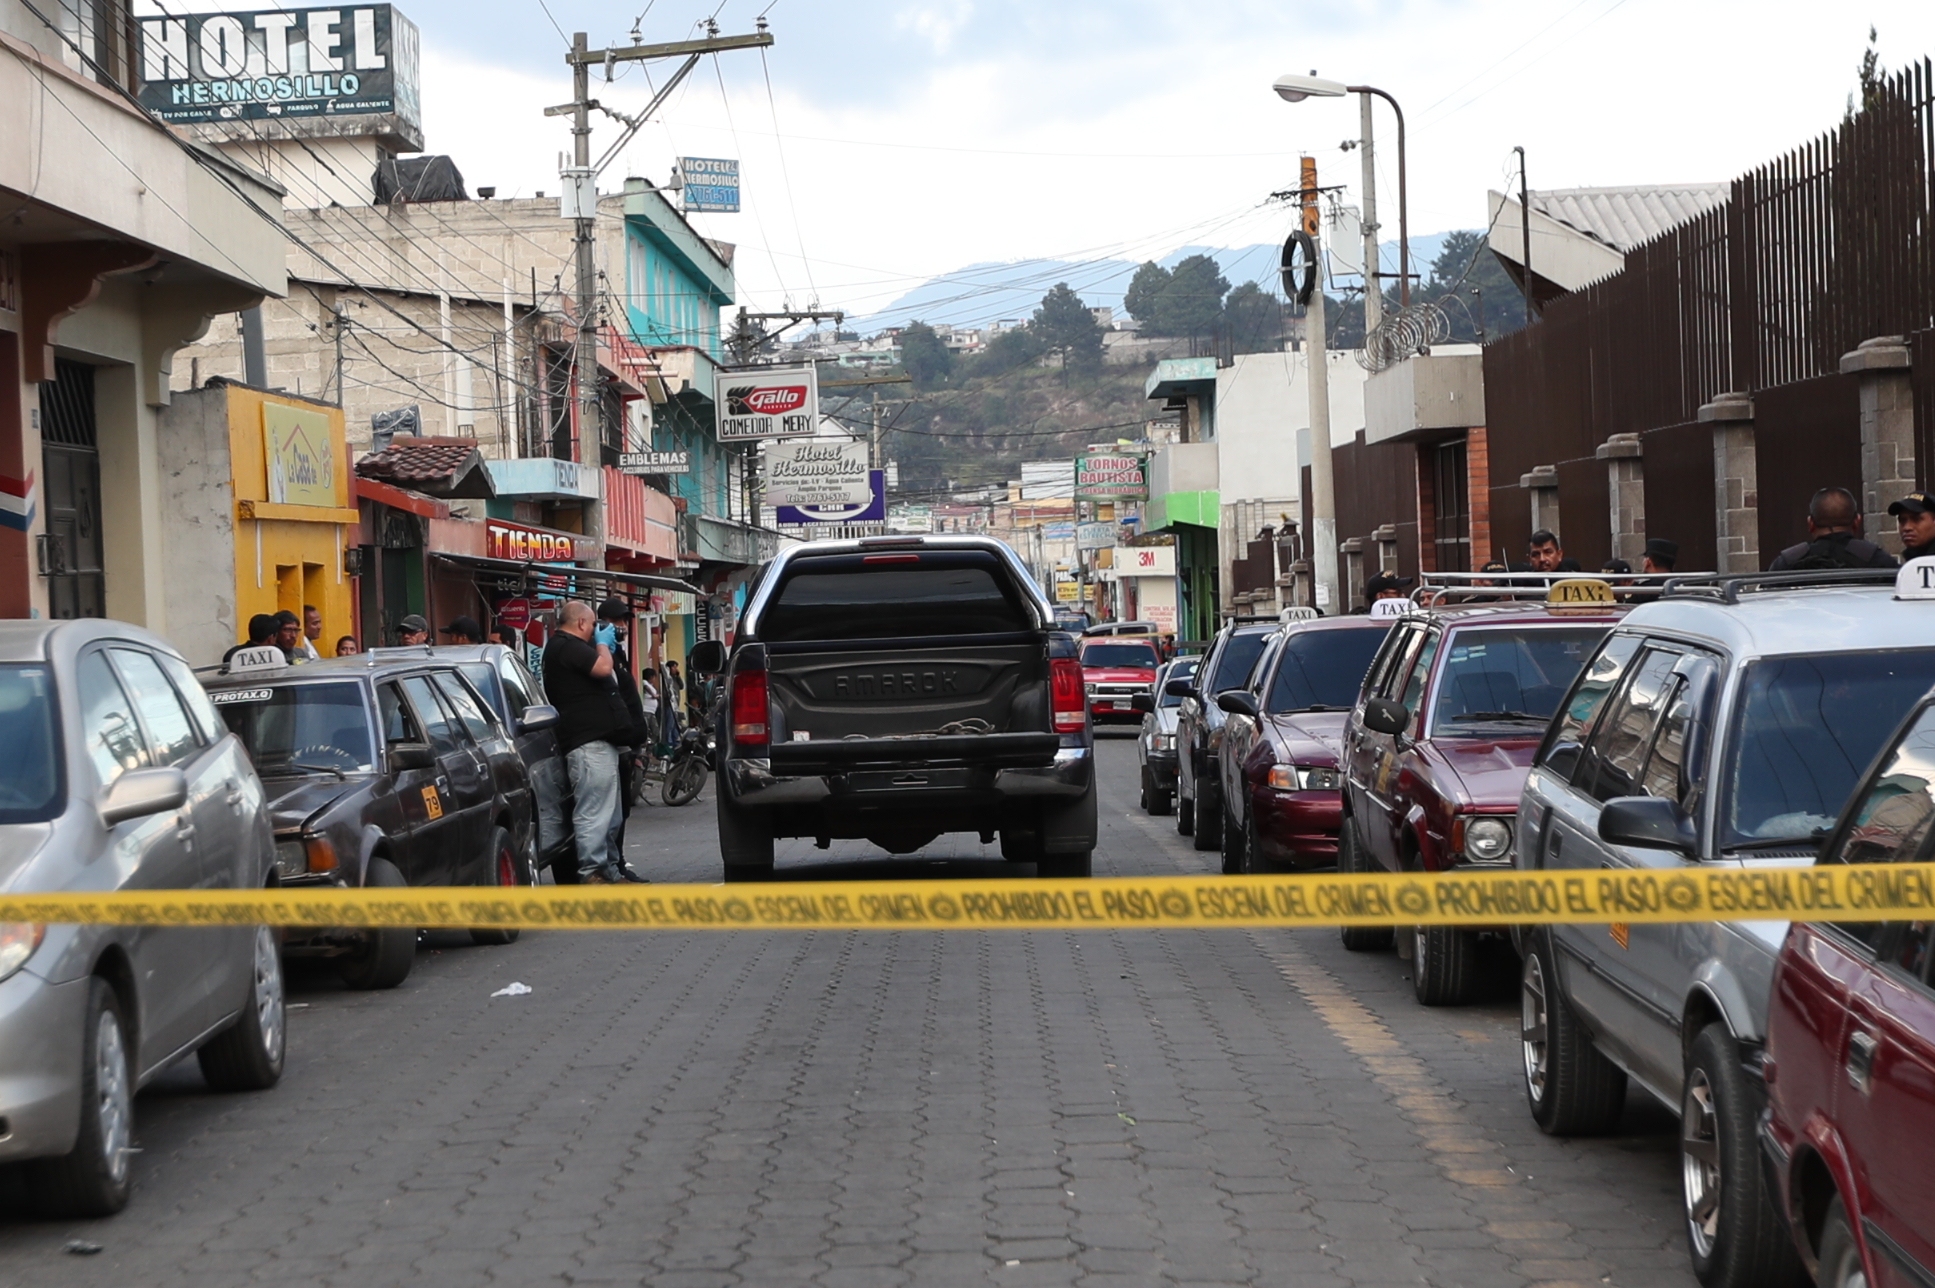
[1368,598,1413,619]
[1547,578,1615,606]
[1898,557,1935,600]
[1280,606,1321,623]
[225,646,288,675]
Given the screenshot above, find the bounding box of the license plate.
[1110,699,1131,709]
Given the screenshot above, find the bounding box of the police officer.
[1766,487,1896,571]
[1890,493,1935,563]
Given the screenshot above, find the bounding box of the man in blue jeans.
[542,601,632,884]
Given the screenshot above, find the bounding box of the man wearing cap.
[1364,573,1413,603]
[1641,538,1678,575]
[1891,493,1935,563]
[396,614,430,646]
[440,616,483,645]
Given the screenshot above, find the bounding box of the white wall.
[1214,349,1368,505]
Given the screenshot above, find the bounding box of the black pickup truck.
[691,535,1097,881]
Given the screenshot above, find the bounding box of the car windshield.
[215,682,377,774]
[1209,632,1272,693]
[0,664,62,824]
[1267,627,1392,714]
[1724,648,1935,848]
[1160,660,1199,708]
[1082,642,1160,668]
[1429,627,1608,733]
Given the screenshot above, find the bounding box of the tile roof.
[1529,184,1728,252]
[355,437,497,499]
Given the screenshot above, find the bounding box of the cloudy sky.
[176,0,1935,321]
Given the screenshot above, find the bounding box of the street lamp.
[1272,73,1409,313]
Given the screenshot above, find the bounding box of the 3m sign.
[1111,546,1175,577]
[1074,454,1148,501]
[715,365,818,441]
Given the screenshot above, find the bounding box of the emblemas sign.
[716,366,818,442]
[138,5,421,131]
[1074,453,1148,501]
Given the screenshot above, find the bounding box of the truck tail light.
[1050,657,1086,732]
[730,667,770,746]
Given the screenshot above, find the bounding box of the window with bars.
[1433,438,1470,573]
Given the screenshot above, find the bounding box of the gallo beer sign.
[1074,453,1148,502]
[486,519,590,564]
[715,365,817,442]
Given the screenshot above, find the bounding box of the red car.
[1339,592,1624,1004]
[1079,636,1162,724]
[1215,616,1394,874]
[1763,693,1935,1288]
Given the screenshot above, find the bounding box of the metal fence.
[1485,59,1935,465]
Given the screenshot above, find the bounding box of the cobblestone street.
[0,735,1694,1287]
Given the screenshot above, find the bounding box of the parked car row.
[0,621,566,1217]
[1133,567,1935,1288]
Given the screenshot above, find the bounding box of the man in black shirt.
[1767,487,1896,571]
[543,601,631,883]
[1890,493,1935,563]
[222,614,279,669]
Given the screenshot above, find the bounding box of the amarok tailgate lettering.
[829,669,965,698]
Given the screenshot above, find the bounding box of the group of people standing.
[222,605,357,666]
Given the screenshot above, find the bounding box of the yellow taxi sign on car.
[1546,578,1616,608]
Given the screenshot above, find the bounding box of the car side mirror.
[516,703,560,734]
[1164,678,1195,699]
[389,743,435,772]
[1361,697,1410,737]
[1216,690,1261,719]
[688,640,727,676]
[1130,692,1155,713]
[98,767,189,828]
[1598,796,1697,855]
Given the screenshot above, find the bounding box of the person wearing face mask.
[542,601,631,884]
[594,598,652,883]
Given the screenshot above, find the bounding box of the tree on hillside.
[1161,254,1230,340]
[1418,230,1527,343]
[899,321,954,389]
[974,325,1046,377]
[1031,282,1103,371]
[1124,262,1170,328]
[1223,282,1285,355]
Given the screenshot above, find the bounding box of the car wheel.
[1815,1198,1866,1288]
[1139,767,1152,812]
[718,794,775,881]
[1412,922,1476,1006]
[1520,932,1624,1134]
[1038,849,1092,878]
[197,923,286,1092]
[1149,775,1174,816]
[471,826,525,946]
[1681,1024,1808,1288]
[1219,796,1246,874]
[1192,784,1223,851]
[1338,820,1394,952]
[1177,791,1194,836]
[336,857,415,990]
[1240,811,1269,875]
[30,978,134,1218]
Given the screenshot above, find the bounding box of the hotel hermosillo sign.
[1074,453,1148,502]
[485,519,592,564]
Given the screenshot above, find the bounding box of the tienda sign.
[1074,454,1149,501]
[486,520,589,563]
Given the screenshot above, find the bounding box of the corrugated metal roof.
[1530,185,1728,252]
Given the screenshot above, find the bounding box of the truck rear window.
[760,562,1033,642]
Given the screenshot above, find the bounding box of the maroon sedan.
[1339,596,1624,1004]
[1215,617,1394,875]
[1763,694,1935,1288]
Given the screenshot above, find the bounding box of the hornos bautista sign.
[485,519,591,563]
[1074,453,1149,501]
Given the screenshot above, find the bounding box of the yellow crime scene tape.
[3,864,1934,931]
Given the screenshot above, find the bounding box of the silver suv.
[1514,569,1935,1288]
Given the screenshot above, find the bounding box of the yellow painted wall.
[224,386,356,654]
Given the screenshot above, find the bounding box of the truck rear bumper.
[726,745,1093,808]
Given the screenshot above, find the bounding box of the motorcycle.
[661,724,714,807]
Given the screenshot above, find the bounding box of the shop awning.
[431,553,698,607]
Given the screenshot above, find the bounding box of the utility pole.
[550,22,775,465]
[1358,94,1380,336]
[1515,145,1533,325]
[1301,156,1340,616]
[869,395,882,470]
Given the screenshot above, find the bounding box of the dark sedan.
[1173,620,1278,852]
[1216,617,1394,874]
[204,656,550,989]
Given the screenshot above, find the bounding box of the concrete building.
[0,0,286,628]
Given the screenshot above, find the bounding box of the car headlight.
[1149,733,1175,751]
[1462,817,1514,863]
[1085,682,1097,695]
[0,923,45,984]
[274,838,307,878]
[1268,765,1341,791]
